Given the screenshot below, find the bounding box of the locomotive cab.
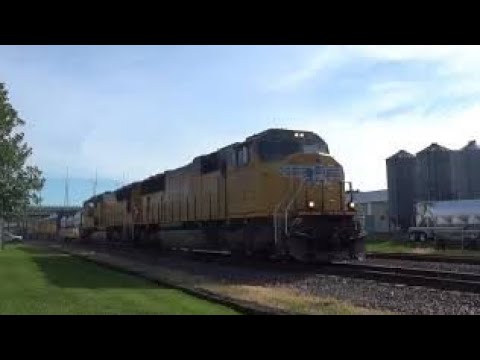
[247,129,364,262]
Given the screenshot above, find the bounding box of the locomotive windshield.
[258,140,301,162]
[258,135,329,162]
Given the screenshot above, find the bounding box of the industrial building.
[348,190,389,234]
[386,140,480,230]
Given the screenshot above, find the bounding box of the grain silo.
[415,143,453,202]
[456,140,480,200]
[386,150,416,230]
[450,148,463,200]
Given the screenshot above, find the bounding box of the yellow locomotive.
[58,211,81,241]
[29,214,58,240]
[29,210,82,242]
[81,129,364,262]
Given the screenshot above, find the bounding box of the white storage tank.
[416,199,480,227]
[468,215,480,225]
[452,215,468,226]
[435,216,451,226]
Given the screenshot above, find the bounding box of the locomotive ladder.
[284,180,306,236]
[273,179,306,256]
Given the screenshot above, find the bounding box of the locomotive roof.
[84,193,103,205]
[115,181,142,200]
[246,128,323,142]
[83,128,326,203]
[84,190,116,205]
[140,173,166,194]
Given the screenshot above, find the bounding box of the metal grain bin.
[387,150,416,230]
[415,143,453,202]
[456,140,480,199]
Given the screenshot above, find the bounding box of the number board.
[279,165,343,183]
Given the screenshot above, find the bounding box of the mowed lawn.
[0,245,238,315]
[366,237,480,257]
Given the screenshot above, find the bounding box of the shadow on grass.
[23,246,160,289]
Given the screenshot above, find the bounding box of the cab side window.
[236,145,250,167]
[243,146,249,164]
[146,196,151,221]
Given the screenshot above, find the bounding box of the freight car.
[80,129,364,262]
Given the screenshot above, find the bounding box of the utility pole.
[64,167,70,208]
[93,169,98,197]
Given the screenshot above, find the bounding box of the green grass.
[366,238,424,253]
[207,284,389,315]
[0,245,238,315]
[366,237,480,257]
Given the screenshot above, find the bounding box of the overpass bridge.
[26,206,82,219]
[5,206,82,236]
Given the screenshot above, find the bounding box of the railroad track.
[28,239,480,294]
[80,242,480,294]
[326,262,480,294]
[367,252,480,265]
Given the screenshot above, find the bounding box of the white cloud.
[266,46,480,192]
[5,45,480,195]
[270,45,480,93]
[298,103,480,192]
[350,45,459,62]
[78,124,242,182]
[266,45,354,91]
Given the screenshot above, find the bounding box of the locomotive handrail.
[284,179,307,235]
[273,190,293,247]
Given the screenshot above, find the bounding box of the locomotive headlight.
[308,201,315,209]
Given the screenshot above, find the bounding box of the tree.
[0,82,45,247]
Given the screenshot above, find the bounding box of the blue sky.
[2,45,480,205]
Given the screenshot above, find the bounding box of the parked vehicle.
[408,200,480,247]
